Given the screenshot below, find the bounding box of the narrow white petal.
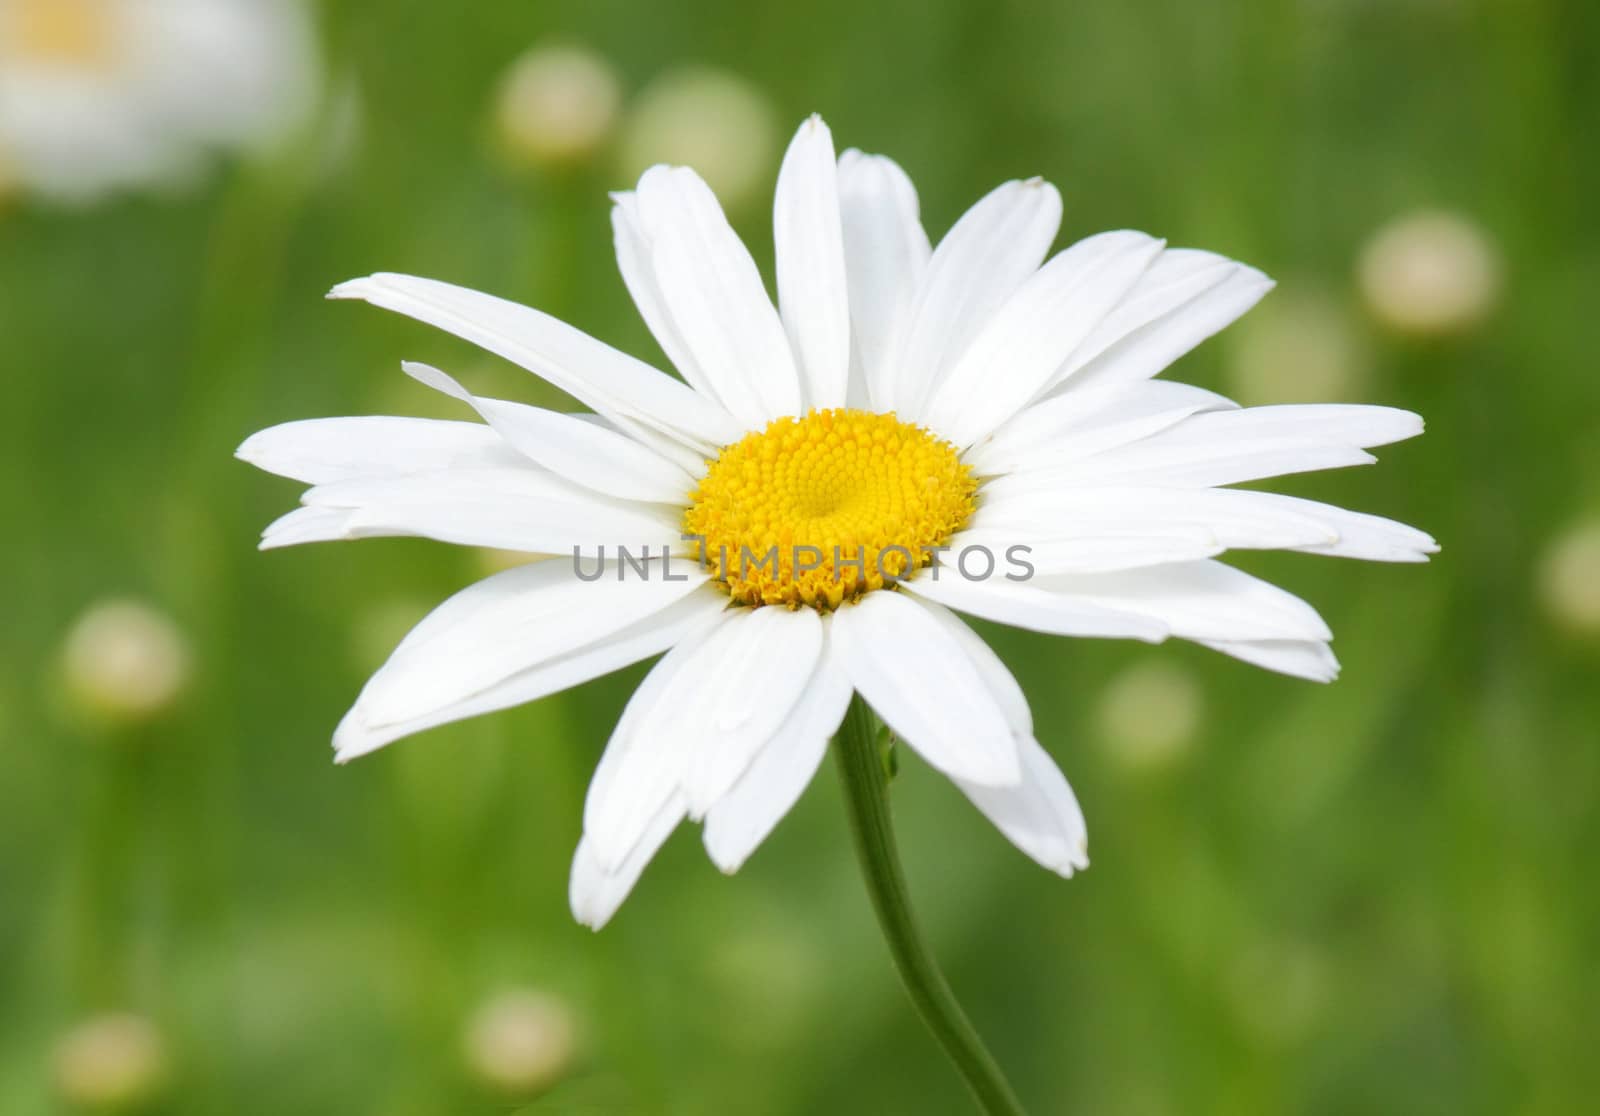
[966,380,1236,476]
[1046,253,1274,394]
[911,599,1033,735]
[975,486,1436,564]
[1198,637,1341,682]
[583,612,737,872]
[583,607,825,868]
[1030,560,1333,642]
[674,606,826,818]
[893,178,1063,420]
[924,231,1166,447]
[569,790,685,930]
[328,272,742,449]
[702,642,852,873]
[903,575,1170,642]
[837,149,931,410]
[953,735,1088,876]
[610,191,716,399]
[830,591,1021,786]
[774,115,851,410]
[334,586,727,761]
[344,559,710,731]
[635,166,802,426]
[236,416,518,485]
[401,362,695,504]
[1154,405,1426,450]
[288,465,684,554]
[993,403,1422,489]
[955,527,1226,574]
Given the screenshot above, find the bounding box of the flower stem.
[833,697,1029,1116]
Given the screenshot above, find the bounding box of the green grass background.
[3,0,1598,1112]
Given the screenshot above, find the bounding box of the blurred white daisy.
[240,115,1436,929]
[0,0,318,203]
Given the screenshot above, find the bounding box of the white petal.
[610,191,716,399]
[584,606,825,867]
[342,558,710,731]
[1030,561,1333,643]
[569,790,685,930]
[774,115,851,410]
[976,485,1436,563]
[993,404,1422,489]
[955,526,1226,574]
[236,416,518,484]
[702,641,853,873]
[1045,251,1274,394]
[401,362,695,504]
[971,487,1335,551]
[634,166,802,426]
[830,591,1020,786]
[1199,638,1341,682]
[923,231,1166,447]
[966,380,1236,476]
[903,575,1170,642]
[953,735,1088,876]
[334,585,727,761]
[892,178,1063,420]
[1154,405,1425,450]
[675,606,826,818]
[911,599,1032,735]
[837,149,931,410]
[582,612,736,872]
[283,465,684,554]
[328,272,742,450]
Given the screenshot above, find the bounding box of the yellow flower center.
[6,0,114,68]
[683,409,977,611]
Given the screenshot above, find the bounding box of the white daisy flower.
[0,0,318,203]
[239,115,1436,931]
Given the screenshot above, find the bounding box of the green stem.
[833,697,1028,1116]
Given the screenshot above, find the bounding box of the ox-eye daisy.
[242,114,1435,927]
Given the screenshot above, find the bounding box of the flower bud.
[462,989,577,1095]
[618,67,778,211]
[494,44,622,168]
[61,599,190,724]
[52,1013,168,1110]
[1538,519,1600,634]
[1097,660,1202,771]
[1358,210,1500,337]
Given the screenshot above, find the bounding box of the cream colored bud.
[61,599,190,723]
[1228,287,1367,405]
[1358,210,1500,337]
[462,989,577,1095]
[618,67,778,211]
[1538,519,1600,634]
[494,44,622,167]
[52,1013,168,1110]
[1097,660,1202,771]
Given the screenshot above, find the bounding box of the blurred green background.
[3,0,1598,1113]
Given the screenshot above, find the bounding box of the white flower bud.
[1228,287,1367,404]
[1538,519,1600,634]
[1097,660,1202,771]
[494,44,622,168]
[618,67,778,211]
[52,1013,168,1110]
[1358,210,1500,337]
[462,989,577,1095]
[61,599,190,723]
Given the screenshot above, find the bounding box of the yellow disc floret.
[683,409,977,611]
